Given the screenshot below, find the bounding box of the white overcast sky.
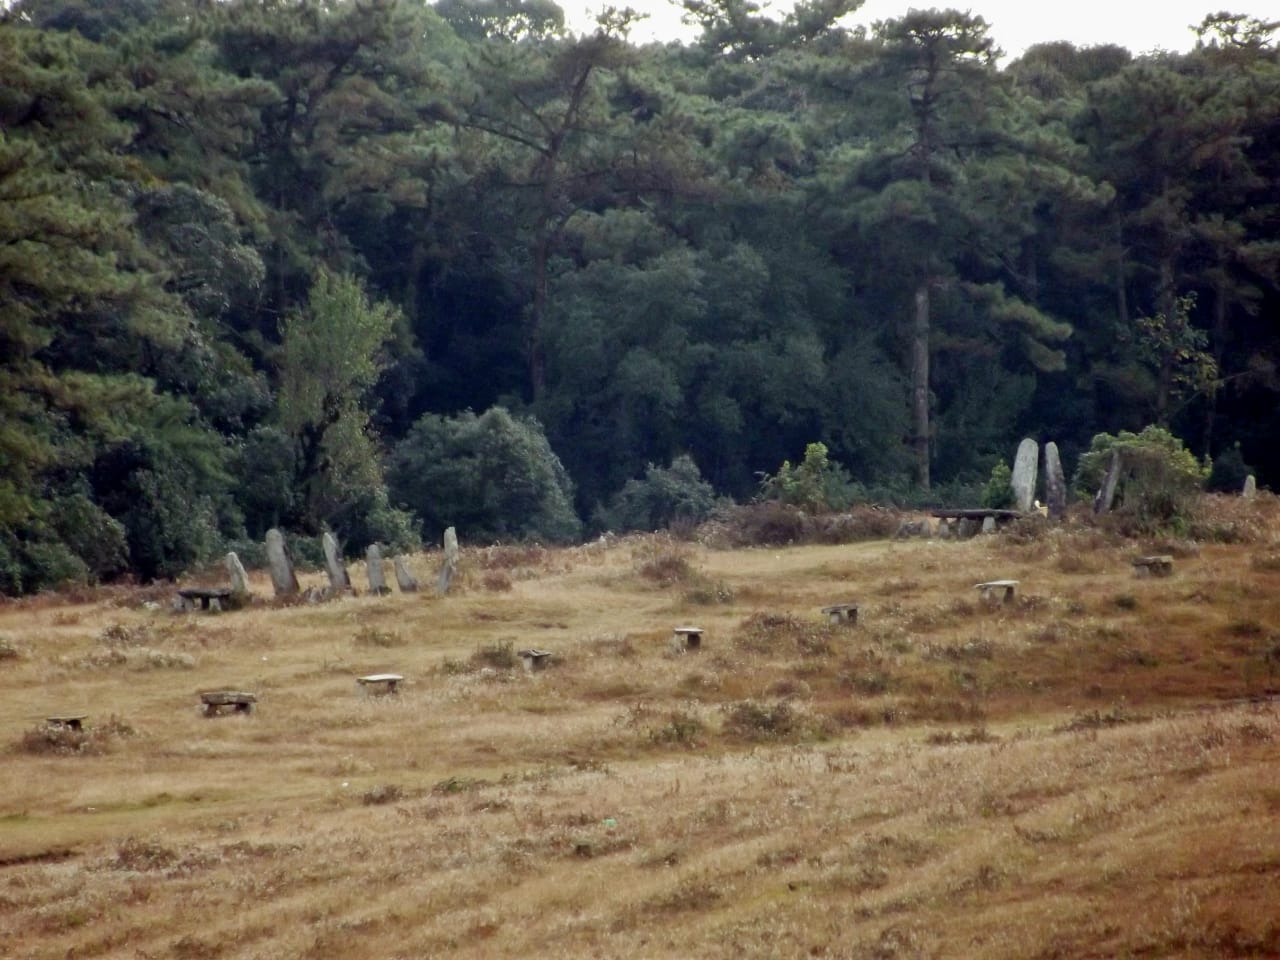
[564,1,1274,58]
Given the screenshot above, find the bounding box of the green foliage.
[1075,426,1210,527]
[600,456,719,533]
[759,443,856,513]
[980,460,1016,510]
[389,407,581,544]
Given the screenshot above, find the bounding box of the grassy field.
[2,505,1279,959]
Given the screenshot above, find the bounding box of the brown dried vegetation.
[1,498,1279,958]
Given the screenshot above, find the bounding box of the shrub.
[759,442,857,512]
[1075,425,1208,528]
[389,407,581,544]
[600,455,718,533]
[980,460,1016,510]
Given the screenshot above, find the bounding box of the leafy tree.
[1075,425,1209,527]
[388,406,581,543]
[759,442,855,512]
[599,455,718,533]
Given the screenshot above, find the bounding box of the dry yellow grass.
[2,520,1279,959]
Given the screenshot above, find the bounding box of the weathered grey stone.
[366,544,389,595]
[1044,442,1067,521]
[894,519,930,539]
[393,557,419,593]
[225,551,250,597]
[957,517,979,539]
[265,529,299,597]
[1243,474,1257,499]
[322,532,352,593]
[981,516,996,534]
[1093,450,1122,514]
[1011,438,1039,513]
[937,520,952,540]
[437,526,460,595]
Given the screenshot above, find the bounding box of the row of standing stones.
[899,438,1260,540]
[217,526,461,607]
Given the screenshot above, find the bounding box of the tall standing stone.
[366,544,389,595]
[322,532,351,593]
[1093,450,1122,514]
[1011,438,1039,513]
[437,526,459,595]
[265,529,299,597]
[1044,442,1067,522]
[393,557,419,593]
[225,552,251,598]
[1243,474,1257,499]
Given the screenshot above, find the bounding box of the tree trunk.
[912,282,931,490]
[1154,258,1176,425]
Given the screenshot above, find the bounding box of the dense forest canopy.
[0,0,1277,593]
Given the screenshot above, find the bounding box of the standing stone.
[1011,438,1039,513]
[1044,442,1067,522]
[265,529,299,597]
[1093,450,1122,514]
[957,517,979,539]
[981,516,996,534]
[1243,474,1257,499]
[322,532,352,593]
[225,552,251,598]
[366,544,390,595]
[393,557,419,593]
[437,526,459,595]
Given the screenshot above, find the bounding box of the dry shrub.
[361,784,404,805]
[1056,551,1103,575]
[481,570,513,592]
[631,538,697,585]
[112,837,180,872]
[0,636,20,662]
[733,612,835,656]
[1188,492,1280,544]
[922,637,995,661]
[1142,538,1200,559]
[925,726,997,746]
[479,544,547,570]
[1054,704,1148,733]
[17,715,137,756]
[710,502,808,548]
[1250,552,1280,573]
[620,702,705,746]
[1000,515,1050,543]
[469,640,517,671]
[352,627,404,648]
[721,699,831,741]
[97,622,152,648]
[810,506,901,543]
[76,647,196,671]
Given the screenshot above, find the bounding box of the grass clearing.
[1,517,1279,958]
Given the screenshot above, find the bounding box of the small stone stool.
[673,626,704,651]
[975,580,1018,604]
[517,649,553,672]
[200,690,256,716]
[357,673,404,695]
[1132,556,1173,578]
[821,603,859,625]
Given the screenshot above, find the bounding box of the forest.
[1,0,1277,594]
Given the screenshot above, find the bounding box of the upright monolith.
[1011,438,1039,513]
[1044,442,1067,521]
[366,544,389,595]
[322,532,351,593]
[437,527,459,595]
[225,551,251,598]
[393,557,419,593]
[265,529,299,597]
[1244,474,1257,499]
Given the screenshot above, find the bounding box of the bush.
[600,455,718,533]
[980,460,1016,510]
[389,407,581,544]
[1075,426,1208,528]
[759,442,857,512]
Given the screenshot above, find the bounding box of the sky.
[562,1,1275,59]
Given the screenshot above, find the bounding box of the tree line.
[1,0,1277,593]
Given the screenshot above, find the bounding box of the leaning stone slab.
[1044,442,1067,521]
[437,527,459,595]
[265,529,299,597]
[393,557,419,593]
[322,532,352,593]
[1011,438,1039,513]
[1093,450,1121,514]
[366,544,390,596]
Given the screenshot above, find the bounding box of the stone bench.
[975,580,1018,604]
[200,690,256,716]
[517,649,553,672]
[176,587,233,612]
[821,603,859,625]
[357,673,404,695]
[673,626,704,651]
[1132,555,1173,578]
[46,714,87,732]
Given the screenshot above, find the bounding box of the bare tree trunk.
[912,282,931,490]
